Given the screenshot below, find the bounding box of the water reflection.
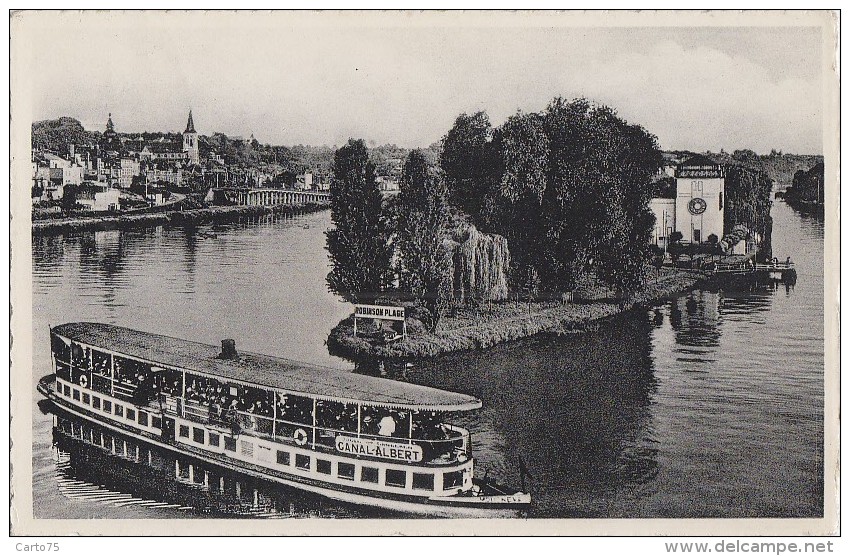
[367,313,659,517]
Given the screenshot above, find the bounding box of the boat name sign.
[335,435,423,462]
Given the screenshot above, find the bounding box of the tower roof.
[106,113,114,133]
[184,110,196,134]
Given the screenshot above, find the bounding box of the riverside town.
[19,12,832,531]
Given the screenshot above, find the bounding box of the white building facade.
[673,155,725,244]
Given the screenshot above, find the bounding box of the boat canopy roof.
[51,322,482,412]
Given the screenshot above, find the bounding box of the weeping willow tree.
[447,224,511,304]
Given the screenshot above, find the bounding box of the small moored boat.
[40,322,531,517]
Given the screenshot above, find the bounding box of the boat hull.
[38,377,529,518]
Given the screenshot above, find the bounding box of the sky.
[14,11,829,154]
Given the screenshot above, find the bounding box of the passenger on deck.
[378,415,396,436]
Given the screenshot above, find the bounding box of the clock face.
[688,197,707,215]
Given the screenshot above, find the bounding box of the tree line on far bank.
[326,97,666,331]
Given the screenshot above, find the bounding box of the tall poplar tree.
[325,139,392,303]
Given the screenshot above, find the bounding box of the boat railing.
[160,394,471,465]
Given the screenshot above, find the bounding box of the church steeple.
[182,109,199,165]
[185,110,196,134]
[106,113,115,133]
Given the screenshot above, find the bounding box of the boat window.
[316,459,332,475]
[443,470,463,489]
[316,400,358,432]
[92,396,101,410]
[71,342,88,368]
[91,350,112,377]
[114,404,123,417]
[126,408,136,421]
[72,389,80,401]
[361,466,379,483]
[276,450,290,466]
[51,334,71,362]
[179,425,189,438]
[224,437,236,452]
[412,473,434,491]
[208,433,220,447]
[193,427,205,444]
[385,469,407,488]
[159,368,183,399]
[276,393,314,425]
[361,408,410,439]
[139,411,149,427]
[337,462,355,480]
[152,416,162,429]
[295,454,310,471]
[103,400,112,413]
[82,393,90,405]
[63,384,71,397]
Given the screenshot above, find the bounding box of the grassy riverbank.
[31,202,330,234]
[327,267,705,360]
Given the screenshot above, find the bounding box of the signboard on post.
[352,304,406,339]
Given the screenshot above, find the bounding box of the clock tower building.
[674,155,725,244]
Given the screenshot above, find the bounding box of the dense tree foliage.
[438,98,663,297]
[723,164,774,254]
[393,150,452,330]
[440,112,497,225]
[325,139,393,303]
[787,162,824,204]
[32,117,98,155]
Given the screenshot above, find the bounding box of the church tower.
[182,110,199,165]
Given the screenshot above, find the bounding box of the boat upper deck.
[51,322,482,412]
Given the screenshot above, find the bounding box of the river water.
[30,201,824,518]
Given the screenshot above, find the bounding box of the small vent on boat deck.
[218,339,238,360]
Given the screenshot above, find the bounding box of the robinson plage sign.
[352,304,407,339]
[354,304,406,321]
[335,436,423,463]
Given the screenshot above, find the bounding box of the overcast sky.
[16,12,827,154]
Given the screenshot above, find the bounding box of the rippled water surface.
[31,203,824,518]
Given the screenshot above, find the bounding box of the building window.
[208,433,220,447]
[444,470,463,489]
[295,454,310,471]
[115,405,123,417]
[103,400,112,413]
[179,425,189,438]
[412,473,434,491]
[92,396,101,410]
[385,469,407,488]
[224,437,236,452]
[316,459,332,475]
[126,408,136,421]
[693,229,701,243]
[276,450,290,466]
[719,191,724,210]
[193,427,205,444]
[337,462,355,481]
[138,411,149,427]
[72,389,80,401]
[361,466,379,484]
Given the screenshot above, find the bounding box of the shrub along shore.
[31,202,329,235]
[327,268,705,361]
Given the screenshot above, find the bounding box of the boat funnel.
[218,339,238,360]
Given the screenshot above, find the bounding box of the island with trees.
[325,97,729,360]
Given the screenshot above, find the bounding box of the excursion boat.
[39,322,531,517]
